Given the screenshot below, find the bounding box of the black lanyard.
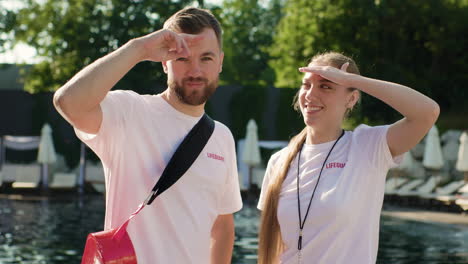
[296,130,345,255]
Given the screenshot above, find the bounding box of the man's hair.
[164,7,222,49]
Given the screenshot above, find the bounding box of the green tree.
[269,0,468,125]
[9,0,205,93]
[214,0,284,140]
[0,8,16,53]
[217,0,283,86]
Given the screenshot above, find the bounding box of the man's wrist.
[123,38,147,64]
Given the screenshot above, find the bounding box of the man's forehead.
[188,28,221,52]
[186,28,219,47]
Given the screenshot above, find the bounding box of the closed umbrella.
[399,151,425,178]
[242,119,261,189]
[441,130,461,163]
[389,151,416,189]
[456,132,468,182]
[399,152,416,172]
[423,125,444,170]
[37,123,57,190]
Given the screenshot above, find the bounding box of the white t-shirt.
[75,90,243,264]
[258,125,401,264]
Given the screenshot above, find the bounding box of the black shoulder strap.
[145,113,215,205]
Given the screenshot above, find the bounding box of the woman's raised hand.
[298,62,355,88]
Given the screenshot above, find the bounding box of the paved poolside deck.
[383,205,468,226]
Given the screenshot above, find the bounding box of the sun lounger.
[420,180,465,199]
[385,177,408,194]
[387,179,424,195]
[459,183,468,194]
[50,172,76,189]
[2,164,20,182]
[454,197,468,211]
[433,182,468,204]
[10,164,41,188]
[398,176,439,197]
[86,163,105,193]
[453,184,468,211]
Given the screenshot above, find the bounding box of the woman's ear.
[347,89,360,109]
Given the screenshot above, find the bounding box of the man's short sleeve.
[216,129,243,215]
[74,90,140,165]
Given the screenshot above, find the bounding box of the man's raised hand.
[137,29,204,62]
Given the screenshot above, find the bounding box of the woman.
[257,52,439,264]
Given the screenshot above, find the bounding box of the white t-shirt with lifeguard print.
[75,90,242,264]
[258,125,402,264]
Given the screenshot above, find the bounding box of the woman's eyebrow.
[320,79,337,84]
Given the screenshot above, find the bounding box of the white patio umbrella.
[422,125,444,170]
[388,151,416,189]
[242,119,261,189]
[37,123,57,190]
[398,151,425,178]
[441,130,461,163]
[456,132,468,182]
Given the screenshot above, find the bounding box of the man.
[53,7,242,264]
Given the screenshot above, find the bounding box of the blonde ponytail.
[258,128,307,264]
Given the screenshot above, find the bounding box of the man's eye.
[176,57,188,62]
[320,84,331,89]
[202,57,213,61]
[301,83,310,89]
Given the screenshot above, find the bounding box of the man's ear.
[162,61,168,74]
[219,52,224,73]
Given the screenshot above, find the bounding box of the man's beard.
[168,77,218,106]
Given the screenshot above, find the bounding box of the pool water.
[0,195,467,264]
